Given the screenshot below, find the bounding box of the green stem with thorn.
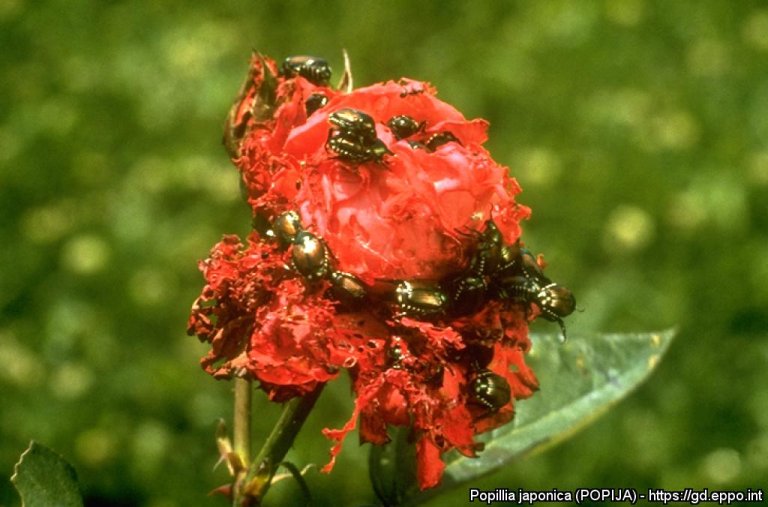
[232,382,325,506]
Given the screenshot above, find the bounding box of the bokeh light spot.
[603,205,655,253]
[687,38,730,77]
[129,268,173,307]
[22,201,78,243]
[515,147,563,188]
[747,150,768,186]
[743,9,768,51]
[49,362,94,399]
[76,428,118,467]
[0,331,45,387]
[61,234,111,274]
[700,448,742,484]
[639,109,700,152]
[604,0,645,27]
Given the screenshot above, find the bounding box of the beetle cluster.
[387,333,512,412]
[224,55,337,159]
[378,219,576,340]
[386,113,461,152]
[217,53,570,434]
[279,55,357,119]
[269,212,575,342]
[488,245,577,341]
[269,211,369,310]
[261,57,573,412]
[326,110,465,167]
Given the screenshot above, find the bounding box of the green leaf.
[397,329,676,505]
[11,441,84,507]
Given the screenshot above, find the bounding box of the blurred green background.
[2,1,767,505]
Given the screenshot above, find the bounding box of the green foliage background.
[2,1,766,505]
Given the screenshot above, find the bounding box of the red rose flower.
[187,53,574,491]
[235,62,529,281]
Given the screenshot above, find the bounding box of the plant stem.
[232,377,252,507]
[233,383,325,506]
[233,377,252,465]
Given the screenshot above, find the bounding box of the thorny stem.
[232,383,325,506]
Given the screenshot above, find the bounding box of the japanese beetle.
[329,270,368,310]
[387,115,425,140]
[493,241,523,279]
[394,280,448,318]
[523,280,576,342]
[305,93,328,116]
[425,131,460,151]
[468,369,511,412]
[291,231,330,280]
[492,264,576,342]
[328,108,378,144]
[465,220,504,277]
[272,210,303,247]
[434,220,505,318]
[535,282,576,328]
[280,55,332,86]
[326,132,393,164]
[442,275,487,317]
